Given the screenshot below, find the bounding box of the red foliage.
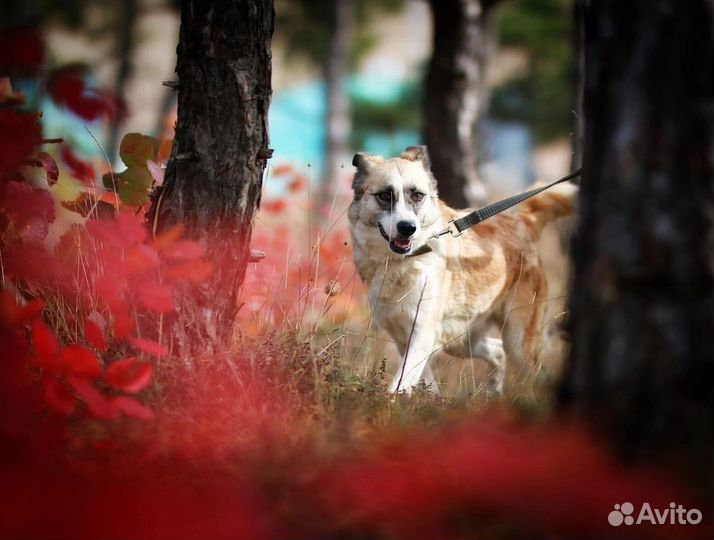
[47,67,123,121]
[163,260,214,283]
[106,357,153,393]
[60,144,96,184]
[135,282,174,313]
[111,396,154,420]
[161,239,205,260]
[35,152,59,185]
[43,376,76,415]
[84,317,108,351]
[2,180,55,242]
[130,337,169,358]
[0,109,41,172]
[58,345,102,377]
[0,28,45,75]
[31,319,59,362]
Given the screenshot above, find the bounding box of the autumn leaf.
[162,240,205,261]
[84,317,107,351]
[119,132,158,169]
[47,67,121,121]
[106,357,153,393]
[31,319,59,361]
[116,166,153,206]
[136,282,174,313]
[164,260,214,283]
[67,375,117,419]
[111,395,154,420]
[35,152,58,185]
[58,345,102,377]
[130,337,169,358]
[60,144,95,184]
[43,376,76,415]
[0,109,41,172]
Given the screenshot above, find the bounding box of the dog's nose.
[396,221,417,237]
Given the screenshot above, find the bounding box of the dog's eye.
[376,192,392,203]
[412,192,425,202]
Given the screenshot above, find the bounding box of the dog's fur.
[348,146,577,393]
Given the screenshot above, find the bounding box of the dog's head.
[348,146,441,256]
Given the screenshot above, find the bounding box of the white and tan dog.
[348,146,577,394]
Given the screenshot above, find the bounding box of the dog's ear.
[401,145,431,170]
[352,152,384,173]
[352,153,383,197]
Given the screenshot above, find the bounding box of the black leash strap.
[432,168,582,239]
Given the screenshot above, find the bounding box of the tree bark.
[425,0,496,209]
[147,0,274,348]
[560,0,714,475]
[321,0,354,220]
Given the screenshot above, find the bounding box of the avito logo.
[608,502,703,527]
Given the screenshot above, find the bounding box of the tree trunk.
[425,0,496,209]
[321,0,354,220]
[560,0,714,477]
[147,0,274,348]
[106,0,138,165]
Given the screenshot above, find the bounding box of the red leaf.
[0,109,41,172]
[67,375,117,419]
[272,164,293,177]
[31,319,58,361]
[162,240,204,261]
[58,345,102,377]
[262,200,287,213]
[0,291,44,327]
[124,244,160,275]
[95,274,127,311]
[0,28,45,75]
[60,144,95,184]
[36,152,58,185]
[106,357,153,393]
[111,395,154,420]
[288,176,307,193]
[84,317,107,351]
[43,376,75,415]
[3,180,55,234]
[135,282,174,313]
[149,224,184,250]
[47,67,121,121]
[113,309,134,339]
[164,260,214,283]
[130,337,168,358]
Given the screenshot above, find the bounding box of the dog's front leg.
[388,288,439,394]
[389,327,437,394]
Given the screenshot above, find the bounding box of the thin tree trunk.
[425,0,496,209]
[106,0,138,165]
[321,0,354,220]
[560,0,714,478]
[147,0,274,349]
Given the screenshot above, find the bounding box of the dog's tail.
[520,181,578,237]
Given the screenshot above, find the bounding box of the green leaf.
[119,133,159,168]
[117,167,153,206]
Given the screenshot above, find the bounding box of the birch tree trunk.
[425,0,496,208]
[560,0,714,478]
[147,0,274,349]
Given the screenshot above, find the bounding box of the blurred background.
[4,0,576,201]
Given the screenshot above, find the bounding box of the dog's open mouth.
[378,223,412,254]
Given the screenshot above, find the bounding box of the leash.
[407,168,582,257]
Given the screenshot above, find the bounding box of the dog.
[348,146,577,394]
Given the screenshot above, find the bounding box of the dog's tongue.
[394,238,411,249]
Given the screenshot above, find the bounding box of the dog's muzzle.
[378,222,414,255]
